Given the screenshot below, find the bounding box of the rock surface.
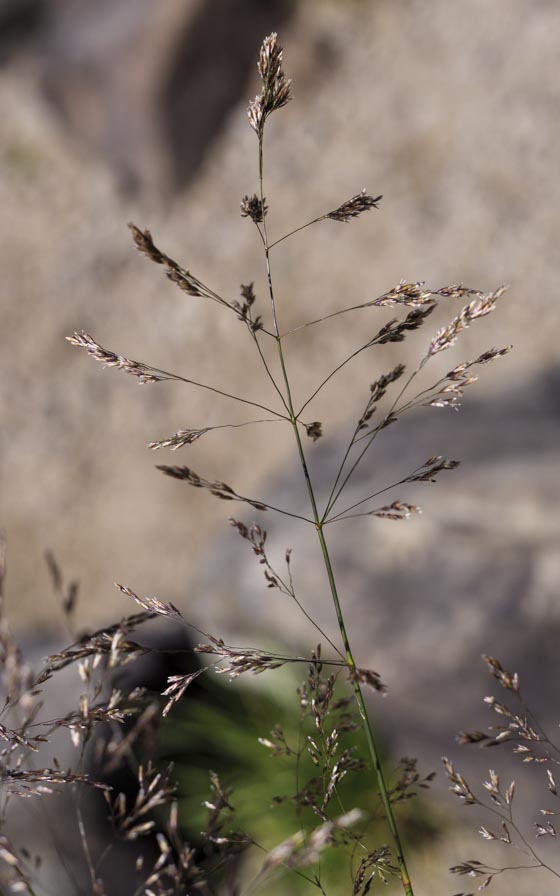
[2,0,560,634]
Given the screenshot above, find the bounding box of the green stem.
[316,526,414,896]
[257,135,414,896]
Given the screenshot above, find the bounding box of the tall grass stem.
[258,135,415,896]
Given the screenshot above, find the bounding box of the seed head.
[248,33,292,136]
[326,189,382,223]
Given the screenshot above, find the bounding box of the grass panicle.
[0,31,517,896]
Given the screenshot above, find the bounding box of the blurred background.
[1,0,560,892]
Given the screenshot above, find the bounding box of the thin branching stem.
[254,549,344,658]
[323,368,419,521]
[209,417,280,432]
[511,691,560,761]
[325,481,411,524]
[481,798,560,879]
[268,215,324,250]
[74,738,99,892]
[281,300,378,338]
[258,134,415,896]
[245,838,326,895]
[297,337,380,417]
[142,362,290,420]
[291,591,345,661]
[255,504,314,524]
[250,330,291,414]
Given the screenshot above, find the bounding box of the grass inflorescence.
[0,32,519,896]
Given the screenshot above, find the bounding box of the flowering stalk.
[256,94,415,891]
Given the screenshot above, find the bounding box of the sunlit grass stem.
[258,135,415,896]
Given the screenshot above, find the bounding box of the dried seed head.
[248,33,292,136]
[435,285,484,300]
[42,613,151,677]
[162,670,206,717]
[326,189,382,223]
[240,283,256,306]
[474,345,512,364]
[370,364,406,400]
[350,666,386,694]
[66,332,165,385]
[535,821,557,838]
[196,642,290,680]
[456,729,489,745]
[115,584,184,622]
[428,394,462,410]
[483,655,520,693]
[240,194,268,223]
[157,465,268,512]
[148,429,210,451]
[3,767,109,797]
[373,281,434,307]
[129,223,234,312]
[405,457,460,483]
[428,287,507,356]
[373,282,483,308]
[356,364,406,431]
[128,223,168,265]
[370,501,421,521]
[442,756,477,804]
[232,282,263,331]
[305,421,323,442]
[375,305,436,344]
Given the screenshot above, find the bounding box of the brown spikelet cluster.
[428,286,507,356]
[129,224,264,331]
[349,666,386,694]
[107,762,176,840]
[368,501,421,521]
[122,772,247,893]
[229,520,284,591]
[40,613,152,677]
[358,364,406,430]
[66,332,167,384]
[114,584,184,622]
[305,420,323,441]
[148,428,210,451]
[161,670,206,718]
[194,637,308,680]
[375,305,436,344]
[482,655,520,693]
[3,767,109,798]
[232,282,263,331]
[373,281,483,308]
[404,456,460,483]
[241,193,268,223]
[129,224,223,304]
[442,757,477,805]
[387,758,435,806]
[248,32,292,136]
[352,847,400,893]
[156,465,269,511]
[326,189,383,222]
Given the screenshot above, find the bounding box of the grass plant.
[0,32,519,896]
